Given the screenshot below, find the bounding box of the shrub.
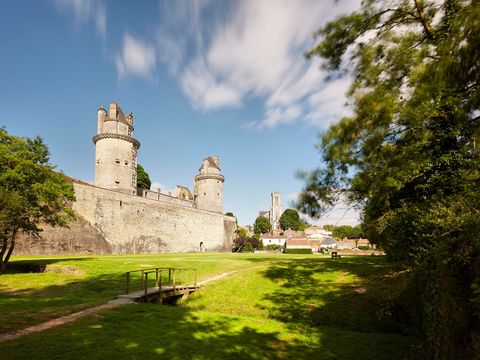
[284,248,312,254]
[266,244,282,251]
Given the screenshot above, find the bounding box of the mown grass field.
[0,253,417,359]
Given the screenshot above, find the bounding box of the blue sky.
[0,0,360,226]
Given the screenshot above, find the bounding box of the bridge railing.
[125,267,198,295]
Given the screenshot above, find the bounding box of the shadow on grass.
[0,303,324,360]
[255,256,420,357]
[260,256,412,332]
[0,257,125,334]
[5,257,92,274]
[0,255,419,359]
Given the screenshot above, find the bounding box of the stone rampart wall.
[16,181,236,255]
[72,182,234,253]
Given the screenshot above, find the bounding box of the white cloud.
[52,0,107,38]
[156,0,360,127]
[305,76,353,127]
[299,202,360,226]
[115,33,156,79]
[150,182,175,195]
[180,58,242,110]
[308,204,360,226]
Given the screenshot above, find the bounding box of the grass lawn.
[0,253,417,359]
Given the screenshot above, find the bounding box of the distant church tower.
[194,155,224,213]
[93,102,140,194]
[270,192,282,230]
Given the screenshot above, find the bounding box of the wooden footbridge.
[118,267,199,304]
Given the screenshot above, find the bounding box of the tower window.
[204,192,206,196]
[96,160,100,165]
[115,159,120,164]
[125,160,129,165]
[115,181,120,185]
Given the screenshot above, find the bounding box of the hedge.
[284,248,312,254]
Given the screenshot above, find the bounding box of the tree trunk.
[0,229,17,274]
[0,236,7,259]
[4,230,16,264]
[0,237,8,274]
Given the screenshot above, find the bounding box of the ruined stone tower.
[93,102,140,194]
[270,192,282,230]
[194,155,224,213]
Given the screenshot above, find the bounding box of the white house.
[260,234,287,247]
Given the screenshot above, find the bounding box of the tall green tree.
[253,216,271,234]
[279,208,302,231]
[331,225,363,240]
[298,1,479,358]
[136,164,151,189]
[0,128,75,273]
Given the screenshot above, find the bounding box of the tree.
[331,225,363,240]
[232,229,263,252]
[0,128,75,274]
[323,224,335,232]
[253,216,271,234]
[136,164,151,189]
[279,208,301,231]
[298,1,479,357]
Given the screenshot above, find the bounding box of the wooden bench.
[331,252,341,259]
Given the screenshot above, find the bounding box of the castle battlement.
[94,101,225,214]
[15,102,236,255]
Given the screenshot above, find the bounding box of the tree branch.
[413,0,434,40]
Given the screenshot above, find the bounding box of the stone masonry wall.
[72,182,235,253]
[15,215,112,255]
[16,181,236,255]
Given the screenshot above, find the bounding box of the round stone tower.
[93,102,140,194]
[194,155,224,213]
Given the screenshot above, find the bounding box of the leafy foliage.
[0,128,75,273]
[232,229,263,252]
[299,1,480,358]
[284,248,312,254]
[136,164,151,190]
[253,216,271,234]
[279,208,308,231]
[331,225,363,240]
[279,209,299,230]
[265,244,283,251]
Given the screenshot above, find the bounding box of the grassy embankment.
[0,253,417,359]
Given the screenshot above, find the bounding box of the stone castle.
[17,102,236,254]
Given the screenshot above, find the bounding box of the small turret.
[97,106,106,133]
[194,155,224,213]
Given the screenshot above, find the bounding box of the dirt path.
[197,265,265,286]
[0,265,265,343]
